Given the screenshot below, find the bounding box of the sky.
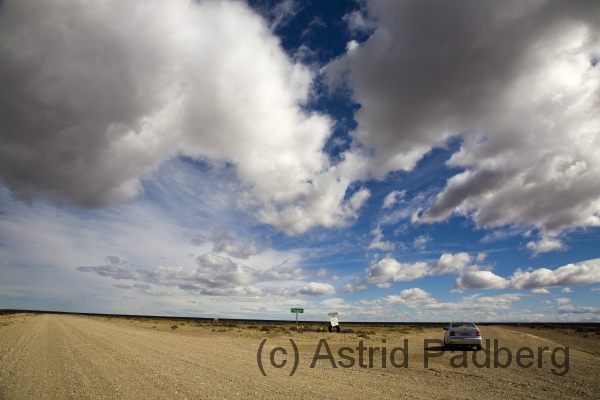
[0,0,599,322]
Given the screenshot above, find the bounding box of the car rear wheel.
[476,344,482,351]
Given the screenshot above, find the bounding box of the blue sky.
[1,0,599,321]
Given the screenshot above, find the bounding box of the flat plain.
[1,313,599,399]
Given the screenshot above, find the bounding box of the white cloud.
[531,288,550,294]
[339,284,369,293]
[364,253,600,291]
[412,234,431,251]
[366,225,395,251]
[329,0,600,246]
[265,0,299,31]
[298,282,336,296]
[509,259,600,289]
[364,257,429,284]
[371,288,436,306]
[192,227,262,260]
[321,298,351,309]
[556,298,571,306]
[526,236,566,256]
[77,250,315,295]
[592,287,600,292]
[382,190,405,209]
[342,9,377,35]
[0,0,370,236]
[455,270,508,289]
[425,294,522,311]
[561,287,573,293]
[429,253,473,276]
[558,306,600,315]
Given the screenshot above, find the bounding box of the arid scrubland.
[1,313,599,399]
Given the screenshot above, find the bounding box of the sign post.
[291,308,304,331]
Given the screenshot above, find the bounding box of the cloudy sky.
[1,0,599,322]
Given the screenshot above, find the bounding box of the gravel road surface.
[1,313,598,399]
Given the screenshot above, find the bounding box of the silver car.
[443,322,482,350]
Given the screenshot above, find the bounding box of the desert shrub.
[171,325,178,330]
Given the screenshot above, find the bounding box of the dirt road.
[1,313,598,399]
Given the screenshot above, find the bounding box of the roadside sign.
[291,308,303,331]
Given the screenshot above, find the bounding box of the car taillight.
[450,330,455,336]
[476,330,481,336]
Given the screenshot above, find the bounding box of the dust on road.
[1,313,598,399]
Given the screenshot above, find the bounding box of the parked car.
[443,322,482,350]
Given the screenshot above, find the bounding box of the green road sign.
[291,308,304,313]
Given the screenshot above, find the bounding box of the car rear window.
[451,322,476,328]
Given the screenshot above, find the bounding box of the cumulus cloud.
[0,0,368,235]
[526,236,566,256]
[298,282,336,296]
[77,252,313,294]
[364,253,600,291]
[425,294,522,311]
[329,0,600,246]
[561,287,573,293]
[429,253,473,276]
[556,298,571,306]
[370,288,436,306]
[364,252,507,289]
[531,288,550,294]
[339,284,369,293]
[321,297,352,309]
[192,227,262,259]
[366,226,395,251]
[262,263,311,281]
[364,257,429,284]
[455,270,508,289]
[508,258,600,289]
